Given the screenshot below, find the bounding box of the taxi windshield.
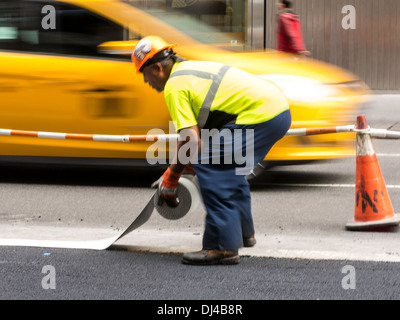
[124,1,246,49]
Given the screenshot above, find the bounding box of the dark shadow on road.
[0,164,165,188]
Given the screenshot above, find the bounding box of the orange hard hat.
[132,36,177,73]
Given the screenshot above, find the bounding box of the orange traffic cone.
[346,115,400,231]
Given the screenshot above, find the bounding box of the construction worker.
[132,36,291,265]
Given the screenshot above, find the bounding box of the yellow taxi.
[0,0,368,168]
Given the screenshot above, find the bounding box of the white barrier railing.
[0,122,398,142]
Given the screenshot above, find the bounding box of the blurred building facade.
[145,0,399,91]
[250,0,400,91]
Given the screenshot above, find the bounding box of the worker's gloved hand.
[151,167,181,208]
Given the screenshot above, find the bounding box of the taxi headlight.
[258,74,340,103]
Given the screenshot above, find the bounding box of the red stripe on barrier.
[65,134,94,140]
[305,127,339,135]
[11,130,38,137]
[129,135,157,142]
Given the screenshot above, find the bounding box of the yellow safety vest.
[164,60,289,132]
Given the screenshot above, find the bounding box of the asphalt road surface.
[0,94,400,302]
[2,246,400,301]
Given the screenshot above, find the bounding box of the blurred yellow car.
[0,0,368,168]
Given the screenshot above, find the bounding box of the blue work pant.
[193,109,292,250]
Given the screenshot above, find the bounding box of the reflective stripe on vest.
[169,64,231,128]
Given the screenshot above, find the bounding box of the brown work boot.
[182,249,240,265]
[243,235,256,247]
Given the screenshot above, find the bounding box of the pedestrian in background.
[132,36,291,265]
[276,0,310,56]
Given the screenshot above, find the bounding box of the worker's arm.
[170,125,201,174]
[152,125,200,207]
